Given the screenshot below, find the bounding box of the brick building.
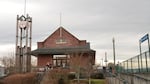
[31,27,95,69]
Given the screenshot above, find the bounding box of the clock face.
[18,15,28,28]
[19,21,27,28]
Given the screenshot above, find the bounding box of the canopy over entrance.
[31,44,95,55]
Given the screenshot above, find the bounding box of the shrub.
[58,78,64,84]
[91,72,104,79]
[68,73,75,80]
[91,79,105,84]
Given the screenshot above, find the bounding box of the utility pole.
[112,38,116,67]
[112,37,116,74]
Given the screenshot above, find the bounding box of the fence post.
[145,52,148,72]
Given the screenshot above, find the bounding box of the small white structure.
[0,66,6,77]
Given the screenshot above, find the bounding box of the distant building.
[0,66,6,77]
[31,27,95,69]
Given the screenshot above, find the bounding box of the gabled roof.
[43,26,80,43]
[30,26,96,56]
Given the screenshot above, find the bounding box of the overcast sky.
[0,0,150,64]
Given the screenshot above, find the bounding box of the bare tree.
[1,56,15,68]
[70,52,93,84]
[70,52,82,84]
[0,52,15,73]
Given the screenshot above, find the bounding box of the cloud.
[0,0,150,63]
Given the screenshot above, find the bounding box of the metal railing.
[117,51,150,73]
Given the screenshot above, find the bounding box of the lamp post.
[104,52,108,67]
[101,58,103,67]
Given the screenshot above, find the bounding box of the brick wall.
[36,27,95,67]
[37,55,53,67]
[38,27,86,48]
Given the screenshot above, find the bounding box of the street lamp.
[104,52,108,67]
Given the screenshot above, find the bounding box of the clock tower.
[15,14,32,73]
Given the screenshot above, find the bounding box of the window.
[53,55,70,68]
